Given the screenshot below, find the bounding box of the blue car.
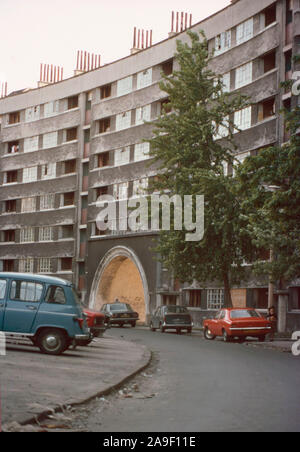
[0,272,90,355]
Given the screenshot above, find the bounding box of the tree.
[236,105,300,285]
[148,31,253,307]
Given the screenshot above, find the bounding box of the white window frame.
[207,289,225,310]
[19,258,34,273]
[21,197,36,213]
[24,136,39,153]
[114,147,130,167]
[213,115,230,140]
[38,258,52,274]
[20,227,35,243]
[25,105,40,122]
[117,76,133,97]
[41,163,56,180]
[134,142,150,162]
[137,68,152,90]
[215,30,231,56]
[132,178,149,197]
[44,101,59,118]
[136,105,151,125]
[113,182,129,201]
[43,131,58,149]
[40,194,55,211]
[39,227,53,242]
[234,106,252,132]
[116,111,132,131]
[235,62,253,89]
[23,166,38,183]
[236,18,254,46]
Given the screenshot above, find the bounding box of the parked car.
[0,272,90,355]
[100,302,139,327]
[203,308,272,342]
[76,309,107,346]
[150,305,193,334]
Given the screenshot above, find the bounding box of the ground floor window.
[207,289,224,310]
[291,287,300,310]
[162,294,177,306]
[188,290,202,308]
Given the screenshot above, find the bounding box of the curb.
[9,345,152,428]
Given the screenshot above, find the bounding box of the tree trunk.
[223,272,233,308]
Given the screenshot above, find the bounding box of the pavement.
[0,334,151,430]
[0,328,295,431]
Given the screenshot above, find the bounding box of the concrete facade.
[0,0,299,330]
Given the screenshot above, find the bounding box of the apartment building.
[0,0,299,330]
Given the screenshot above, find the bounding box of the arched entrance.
[89,246,150,323]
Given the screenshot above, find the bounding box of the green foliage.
[236,106,300,283]
[148,31,252,306]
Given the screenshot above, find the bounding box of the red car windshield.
[230,310,261,319]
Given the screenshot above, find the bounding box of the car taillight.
[74,317,84,329]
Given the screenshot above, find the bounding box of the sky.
[0,0,230,94]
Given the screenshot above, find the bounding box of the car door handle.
[26,305,37,311]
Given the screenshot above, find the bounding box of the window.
[99,118,111,134]
[95,186,109,199]
[67,95,78,110]
[114,147,130,166]
[2,230,15,242]
[40,194,54,211]
[5,170,18,184]
[19,258,34,273]
[10,280,43,302]
[8,112,20,125]
[291,287,300,311]
[160,98,172,114]
[66,127,77,142]
[235,62,253,89]
[189,290,202,308]
[5,199,17,213]
[215,31,231,56]
[64,159,76,174]
[263,51,276,73]
[136,105,151,125]
[96,152,110,168]
[264,4,276,27]
[234,106,252,132]
[59,225,73,240]
[44,100,59,118]
[134,142,150,162]
[236,18,253,45]
[137,68,152,90]
[38,258,52,274]
[24,136,39,153]
[41,163,56,180]
[39,227,53,242]
[162,59,173,76]
[25,106,40,122]
[23,166,38,183]
[0,280,6,299]
[60,258,73,272]
[20,228,35,243]
[207,289,224,310]
[117,76,133,97]
[116,111,131,131]
[213,116,229,140]
[100,84,112,99]
[62,192,75,207]
[43,131,58,149]
[257,98,276,122]
[132,178,148,197]
[45,286,66,304]
[7,141,20,154]
[113,182,128,200]
[21,197,36,213]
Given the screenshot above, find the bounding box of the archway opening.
[94,255,146,323]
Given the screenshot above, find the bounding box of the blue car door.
[0,279,8,330]
[3,279,44,333]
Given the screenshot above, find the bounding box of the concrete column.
[277,290,289,333]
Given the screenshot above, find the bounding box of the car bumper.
[163,323,193,329]
[110,317,139,324]
[229,326,272,335]
[75,333,90,341]
[90,325,106,337]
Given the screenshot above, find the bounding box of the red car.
[203,308,272,343]
[77,309,107,346]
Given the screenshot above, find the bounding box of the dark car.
[100,302,139,327]
[150,305,193,334]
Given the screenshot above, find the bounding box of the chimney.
[0,82,8,98]
[74,50,101,75]
[131,27,153,54]
[169,11,192,37]
[38,63,64,87]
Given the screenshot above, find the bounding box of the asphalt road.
[72,327,300,433]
